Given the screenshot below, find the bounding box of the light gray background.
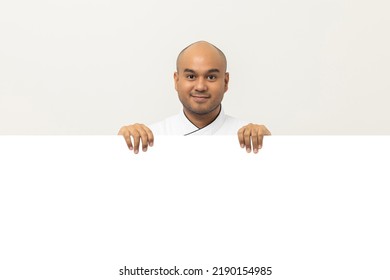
[1,0,389,134]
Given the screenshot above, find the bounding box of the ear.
[224,72,230,93]
[174,72,179,91]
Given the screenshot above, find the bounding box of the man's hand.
[238,124,271,154]
[117,124,154,154]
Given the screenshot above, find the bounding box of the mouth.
[190,94,210,103]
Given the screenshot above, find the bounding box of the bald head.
[176,41,227,72]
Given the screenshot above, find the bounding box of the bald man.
[118,41,271,154]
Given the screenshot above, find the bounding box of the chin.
[189,107,216,116]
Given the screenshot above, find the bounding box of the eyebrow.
[183,68,221,74]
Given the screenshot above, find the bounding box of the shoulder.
[215,114,248,135]
[148,114,182,135]
[225,115,248,127]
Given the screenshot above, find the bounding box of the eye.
[186,75,196,80]
[207,75,217,80]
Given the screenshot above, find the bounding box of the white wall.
[1,0,389,134]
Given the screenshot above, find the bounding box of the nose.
[194,77,207,92]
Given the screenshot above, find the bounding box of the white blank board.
[0,136,389,279]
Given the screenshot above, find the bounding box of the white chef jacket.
[149,108,247,135]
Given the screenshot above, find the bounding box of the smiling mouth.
[190,94,210,103]
[190,93,210,98]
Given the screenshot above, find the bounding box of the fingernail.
[149,142,153,147]
[258,145,262,149]
[241,144,245,148]
[246,148,251,153]
[134,150,138,154]
[254,149,258,154]
[143,148,147,152]
[129,146,133,150]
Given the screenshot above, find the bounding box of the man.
[118,41,271,154]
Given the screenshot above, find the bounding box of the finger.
[251,128,259,154]
[258,132,264,150]
[258,126,272,150]
[142,125,154,147]
[131,131,141,154]
[259,126,271,149]
[138,126,150,152]
[237,127,245,148]
[125,132,134,151]
[118,127,134,151]
[244,127,252,153]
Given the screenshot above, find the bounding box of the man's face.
[174,46,229,117]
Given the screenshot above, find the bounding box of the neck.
[183,105,221,128]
